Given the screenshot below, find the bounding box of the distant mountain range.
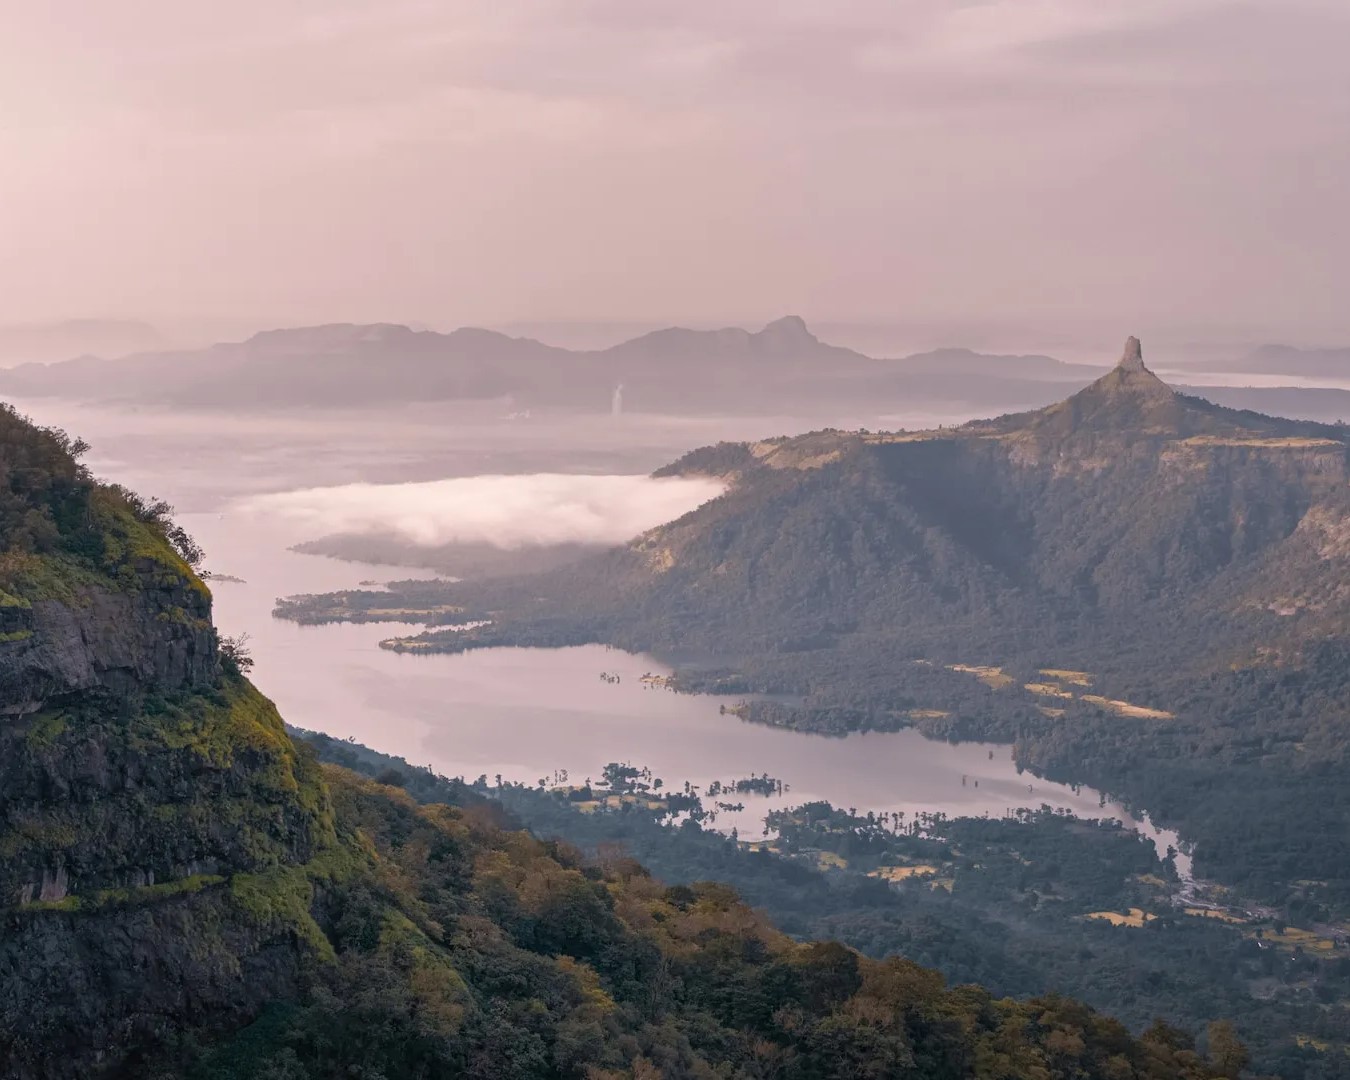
[1181,342,1350,379]
[0,317,1106,415]
[1,317,1345,423]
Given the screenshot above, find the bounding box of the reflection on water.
[185,512,1191,878]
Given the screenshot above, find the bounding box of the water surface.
[0,397,1193,874]
[184,512,1191,874]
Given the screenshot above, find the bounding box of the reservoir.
[2,395,1190,876]
[181,511,1191,875]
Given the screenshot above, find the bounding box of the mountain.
[377,336,1348,655]
[600,315,866,368]
[890,346,1089,381]
[0,323,571,409]
[0,317,1110,416]
[0,319,164,365]
[0,403,1236,1078]
[4,319,1344,427]
[0,404,336,1072]
[315,340,1350,909]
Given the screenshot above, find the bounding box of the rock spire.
[1118,336,1147,373]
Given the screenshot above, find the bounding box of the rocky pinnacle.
[1118,336,1147,373]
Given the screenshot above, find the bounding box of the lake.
[181,510,1191,875]
[5,395,1190,874]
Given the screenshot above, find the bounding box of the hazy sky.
[2,1,1347,337]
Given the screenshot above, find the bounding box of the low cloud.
[238,473,724,549]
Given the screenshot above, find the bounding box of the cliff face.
[0,560,215,714]
[0,405,335,1077]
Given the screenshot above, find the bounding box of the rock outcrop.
[0,564,215,715]
[1117,335,1147,373]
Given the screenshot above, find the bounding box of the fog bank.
[238,473,724,550]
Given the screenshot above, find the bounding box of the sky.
[1,1,1348,340]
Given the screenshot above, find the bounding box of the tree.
[1206,1021,1249,1080]
[219,633,255,674]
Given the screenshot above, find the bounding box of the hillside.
[346,338,1350,660]
[0,405,1243,1077]
[298,341,1350,906]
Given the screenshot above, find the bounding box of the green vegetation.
[0,402,209,606]
[304,733,1350,1079]
[18,874,228,913]
[192,767,1239,1080]
[22,709,67,748]
[228,863,337,960]
[0,675,337,909]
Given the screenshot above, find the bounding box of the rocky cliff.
[0,404,336,1076]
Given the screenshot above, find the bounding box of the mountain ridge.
[1182,341,1350,379]
[0,316,1112,414]
[303,341,1350,910]
[5,318,1343,428]
[0,319,164,365]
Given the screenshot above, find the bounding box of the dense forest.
[192,762,1247,1080]
[305,731,1350,1080]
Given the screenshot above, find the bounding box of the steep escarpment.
[0,405,337,1075]
[0,517,216,713]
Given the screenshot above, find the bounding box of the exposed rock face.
[0,888,309,1076]
[1118,335,1147,372]
[0,682,333,1078]
[0,562,216,715]
[0,681,332,903]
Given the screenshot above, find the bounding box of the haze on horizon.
[2,1,1348,344]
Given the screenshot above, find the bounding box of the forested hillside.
[308,732,1350,1080]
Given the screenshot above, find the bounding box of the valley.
[186,511,1183,866]
[6,344,1350,1076]
[276,342,1350,927]
[0,398,1254,1079]
[7,4,1346,1073]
